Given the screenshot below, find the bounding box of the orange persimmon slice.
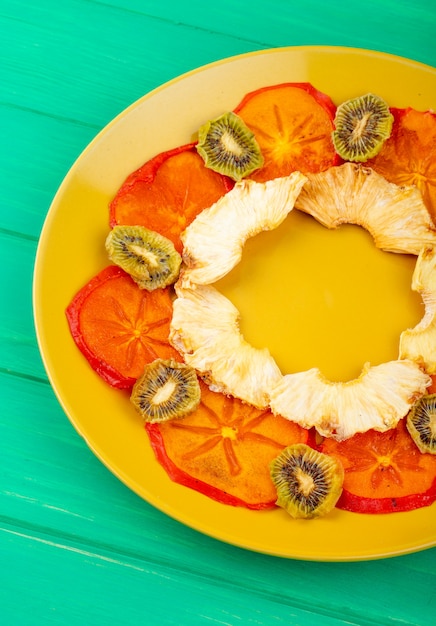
[321,418,436,514]
[367,107,436,223]
[427,375,436,394]
[233,82,340,182]
[66,265,181,389]
[146,380,310,509]
[109,143,233,253]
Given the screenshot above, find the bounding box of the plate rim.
[33,45,436,561]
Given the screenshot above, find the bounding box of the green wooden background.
[1,1,435,624]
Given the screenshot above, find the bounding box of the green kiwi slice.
[131,359,201,423]
[407,394,436,454]
[196,111,264,181]
[105,225,181,291]
[270,443,344,519]
[332,93,394,162]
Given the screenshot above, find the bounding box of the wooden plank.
[1,2,265,125]
[57,0,436,66]
[3,529,381,626]
[2,2,436,625]
[4,0,434,133]
[0,105,98,238]
[0,231,48,379]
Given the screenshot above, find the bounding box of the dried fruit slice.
[270,444,344,519]
[146,380,310,509]
[109,143,233,253]
[407,394,436,454]
[427,375,436,394]
[180,171,307,287]
[170,284,282,408]
[66,265,181,388]
[131,359,201,423]
[295,163,436,254]
[233,82,340,182]
[321,418,436,513]
[105,225,181,290]
[196,111,264,181]
[367,107,436,223]
[269,361,431,441]
[400,246,436,373]
[332,93,393,162]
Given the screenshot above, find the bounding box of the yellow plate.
[33,46,436,561]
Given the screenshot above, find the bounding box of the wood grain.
[1,0,435,623]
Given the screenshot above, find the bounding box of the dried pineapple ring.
[400,246,436,373]
[171,283,282,409]
[170,166,434,439]
[295,163,436,254]
[269,361,430,441]
[171,172,306,409]
[181,171,307,287]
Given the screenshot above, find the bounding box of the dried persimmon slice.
[321,418,436,513]
[427,375,436,394]
[367,107,436,223]
[109,143,233,253]
[146,380,310,509]
[66,265,181,389]
[233,82,340,182]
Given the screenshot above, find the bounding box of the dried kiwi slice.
[332,93,394,162]
[105,225,181,291]
[270,444,344,519]
[196,111,264,181]
[131,359,201,423]
[407,394,436,454]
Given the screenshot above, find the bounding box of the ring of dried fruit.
[66,82,436,518]
[171,164,433,440]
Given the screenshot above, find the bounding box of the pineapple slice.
[180,171,307,287]
[269,361,431,441]
[170,163,435,440]
[295,163,436,254]
[170,283,282,408]
[400,246,436,373]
